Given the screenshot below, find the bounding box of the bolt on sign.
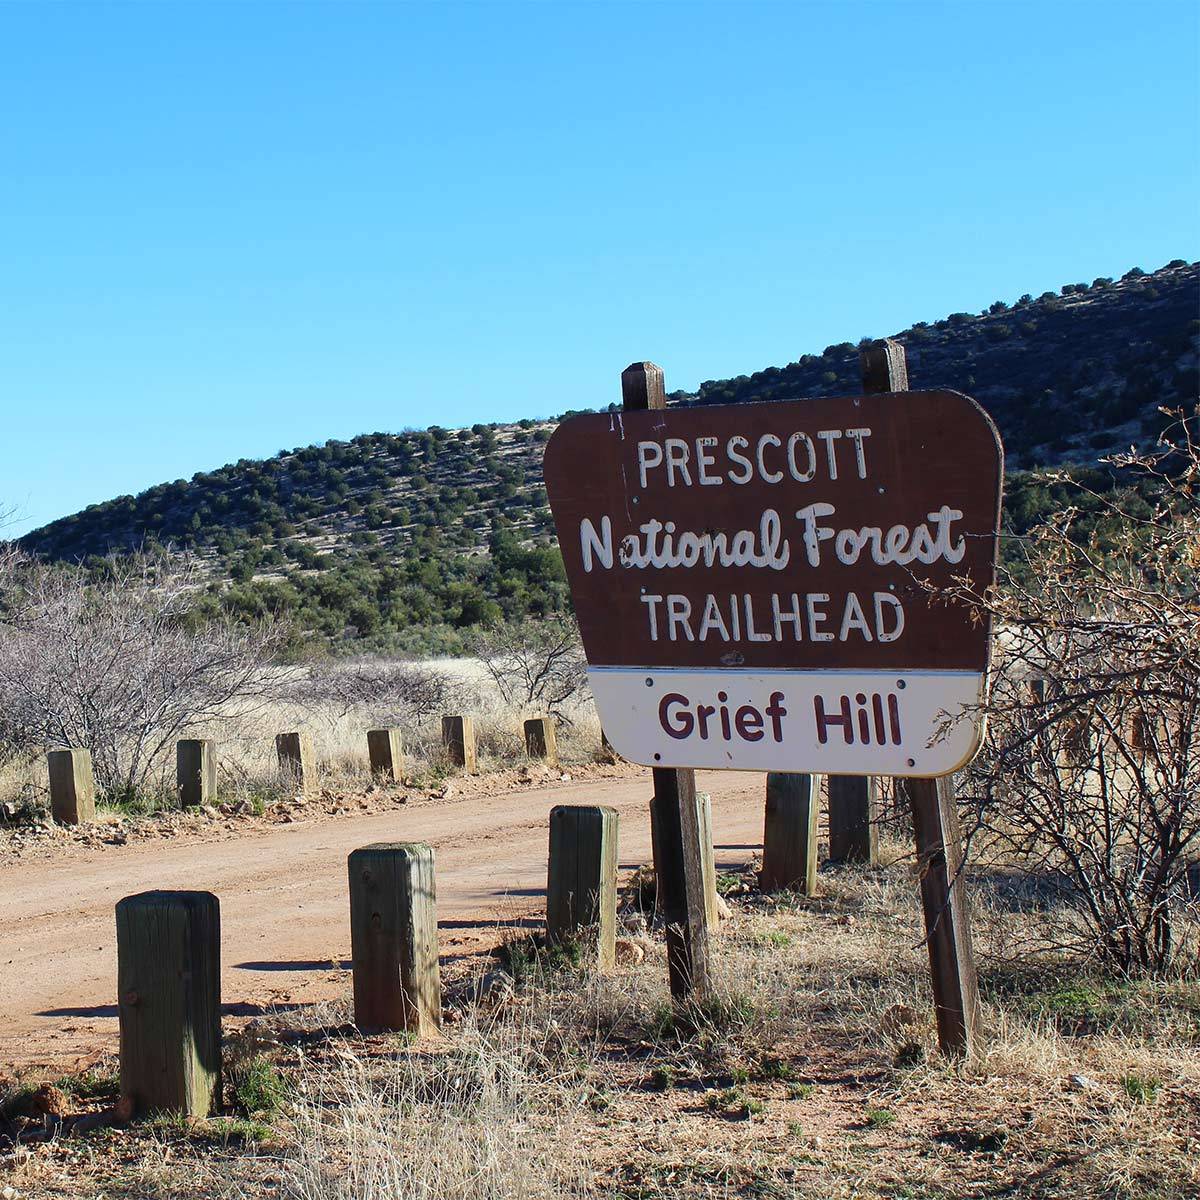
[543,391,1004,776]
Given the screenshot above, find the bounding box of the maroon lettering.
[814,694,854,744]
[660,693,693,739]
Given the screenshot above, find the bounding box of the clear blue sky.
[1,0,1196,537]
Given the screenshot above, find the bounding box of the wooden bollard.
[547,805,618,968]
[47,748,96,825]
[116,890,221,1117]
[177,739,217,808]
[696,791,718,927]
[367,728,405,781]
[651,789,718,926]
[348,843,442,1034]
[761,773,820,894]
[524,716,557,764]
[275,731,315,794]
[828,776,879,865]
[441,715,476,772]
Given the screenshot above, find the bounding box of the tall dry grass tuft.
[279,1014,595,1200]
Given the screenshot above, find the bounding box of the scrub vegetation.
[15,260,1197,654]
[3,852,1196,1198]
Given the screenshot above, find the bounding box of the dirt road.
[0,769,766,1074]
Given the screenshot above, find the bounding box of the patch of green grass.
[649,1066,675,1091]
[979,968,1198,1040]
[496,932,582,986]
[1122,1074,1162,1104]
[757,1056,795,1082]
[787,1083,814,1101]
[54,1068,119,1103]
[714,871,744,896]
[864,1107,896,1129]
[230,1055,285,1117]
[644,991,757,1042]
[98,786,177,818]
[730,1065,750,1085]
[217,1116,273,1143]
[753,930,792,948]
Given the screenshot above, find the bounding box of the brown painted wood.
[761,773,820,894]
[544,390,1000,677]
[827,776,879,864]
[47,748,95,825]
[348,842,442,1035]
[367,728,405,781]
[623,360,711,1003]
[441,715,476,772]
[116,890,221,1117]
[275,731,315,795]
[862,338,981,1058]
[898,776,983,1057]
[177,739,217,808]
[524,717,558,764]
[547,805,618,969]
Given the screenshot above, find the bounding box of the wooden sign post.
[622,363,712,1004]
[544,349,999,1054]
[861,339,982,1058]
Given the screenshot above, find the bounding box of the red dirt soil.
[0,769,767,1074]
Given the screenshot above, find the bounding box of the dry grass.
[5,854,1196,1199]
[0,656,605,826]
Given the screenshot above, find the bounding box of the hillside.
[18,259,1199,652]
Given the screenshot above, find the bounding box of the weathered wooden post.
[275,731,315,795]
[177,739,217,808]
[524,716,558,764]
[47,748,96,825]
[367,728,405,781]
[348,843,442,1035]
[812,351,897,868]
[761,773,820,894]
[863,338,982,1058]
[441,715,476,772]
[116,890,221,1117]
[623,361,711,1004]
[696,792,718,927]
[828,777,879,864]
[897,775,982,1056]
[546,805,618,968]
[650,790,719,925]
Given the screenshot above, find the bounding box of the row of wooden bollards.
[42,714,560,824]
[113,802,620,1117]
[106,773,869,1117]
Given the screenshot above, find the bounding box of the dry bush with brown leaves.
[958,412,1199,974]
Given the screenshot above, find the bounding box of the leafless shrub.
[0,553,292,800]
[958,412,1199,974]
[474,615,589,722]
[286,656,467,725]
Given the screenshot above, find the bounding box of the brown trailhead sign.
[543,390,1004,776]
